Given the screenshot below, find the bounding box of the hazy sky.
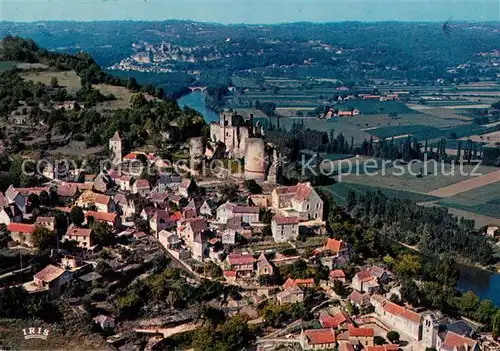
[1,0,499,23]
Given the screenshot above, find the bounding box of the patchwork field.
[320,181,440,205]
[21,70,82,94]
[340,163,499,194]
[428,169,500,198]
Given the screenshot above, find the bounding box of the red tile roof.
[85,211,117,223]
[355,270,375,282]
[293,182,313,202]
[227,254,255,266]
[134,179,150,189]
[274,185,298,195]
[7,223,35,234]
[57,183,79,197]
[232,205,259,214]
[324,238,346,253]
[330,269,345,279]
[304,328,336,345]
[348,326,374,338]
[283,277,314,289]
[443,331,477,350]
[66,227,92,237]
[34,264,65,282]
[320,311,352,328]
[223,270,237,277]
[366,345,399,351]
[338,343,356,351]
[382,300,421,324]
[273,216,300,225]
[95,194,111,205]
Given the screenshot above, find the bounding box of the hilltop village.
[0,36,499,351]
[0,109,499,351]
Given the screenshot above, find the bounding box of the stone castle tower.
[109,131,122,165]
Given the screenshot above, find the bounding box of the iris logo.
[22,327,50,340]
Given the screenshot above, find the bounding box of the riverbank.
[176,90,219,123]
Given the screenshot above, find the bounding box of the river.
[176,90,500,306]
[176,90,219,123]
[458,265,500,305]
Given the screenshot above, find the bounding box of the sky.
[1,0,499,23]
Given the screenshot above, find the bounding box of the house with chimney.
[24,264,72,296]
[271,182,323,221]
[63,227,94,249]
[132,179,150,197]
[299,328,336,350]
[216,202,259,224]
[271,216,299,242]
[225,253,255,278]
[8,222,35,247]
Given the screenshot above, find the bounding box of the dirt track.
[428,169,500,198]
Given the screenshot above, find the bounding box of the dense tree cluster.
[347,190,493,265]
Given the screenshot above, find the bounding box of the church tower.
[109,131,122,165]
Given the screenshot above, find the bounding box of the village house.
[150,209,175,236]
[436,331,479,351]
[113,193,136,218]
[299,328,336,350]
[64,227,94,249]
[226,253,255,278]
[221,229,236,245]
[271,216,299,242]
[346,326,374,348]
[371,294,422,341]
[24,264,72,296]
[487,225,499,238]
[56,183,80,202]
[283,277,315,290]
[199,199,215,217]
[277,285,304,304]
[159,230,181,250]
[319,311,352,329]
[132,179,150,197]
[329,269,346,283]
[256,253,273,276]
[178,178,193,198]
[271,182,323,221]
[348,290,371,309]
[155,172,182,193]
[85,211,121,229]
[248,194,270,208]
[5,185,50,215]
[216,202,260,224]
[8,222,35,247]
[0,203,23,225]
[35,216,56,231]
[188,232,206,261]
[93,173,113,193]
[95,194,114,213]
[365,345,399,351]
[119,176,134,192]
[150,191,169,204]
[177,217,207,242]
[351,270,380,294]
[76,189,98,209]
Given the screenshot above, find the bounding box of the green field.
[437,182,500,219]
[320,181,440,205]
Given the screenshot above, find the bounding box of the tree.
[259,208,272,224]
[39,190,50,207]
[70,206,85,226]
[345,301,359,316]
[458,291,479,315]
[130,93,148,109]
[475,299,495,324]
[386,331,400,343]
[32,227,57,251]
[493,310,500,338]
[262,225,272,236]
[244,179,262,194]
[219,183,239,203]
[395,254,421,278]
[50,77,58,87]
[374,336,387,345]
[92,221,115,247]
[332,279,347,297]
[27,193,40,209]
